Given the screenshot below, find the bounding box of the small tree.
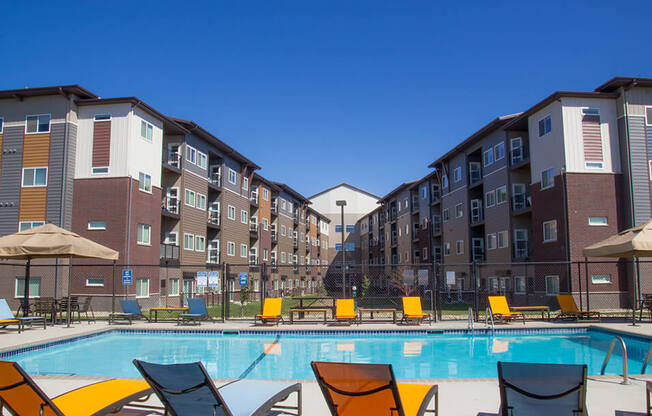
[359,275,371,298]
[389,269,419,297]
[240,284,250,316]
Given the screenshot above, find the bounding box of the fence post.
[576,261,582,311]
[261,263,266,316]
[472,261,479,320]
[584,259,590,313]
[222,263,228,321]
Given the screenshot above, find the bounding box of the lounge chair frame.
[401,297,432,325]
[555,295,600,321]
[488,296,526,325]
[0,299,46,333]
[255,298,284,326]
[108,299,147,325]
[177,298,210,325]
[335,299,357,326]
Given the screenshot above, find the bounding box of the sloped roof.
[308,183,381,200]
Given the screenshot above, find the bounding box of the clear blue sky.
[3,1,650,197]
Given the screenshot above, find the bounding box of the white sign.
[208,271,220,288]
[403,269,415,285]
[446,271,456,285]
[196,271,208,287]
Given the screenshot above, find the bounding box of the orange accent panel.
[19,187,47,221]
[22,133,50,167]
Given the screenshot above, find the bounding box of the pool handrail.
[600,335,629,384]
[642,343,652,374]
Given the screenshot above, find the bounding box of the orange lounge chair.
[255,298,283,325]
[312,361,438,416]
[336,299,357,325]
[0,360,154,416]
[556,295,600,321]
[488,296,525,324]
[401,297,431,325]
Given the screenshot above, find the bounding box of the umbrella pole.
[112,261,116,314]
[631,255,639,327]
[67,255,72,328]
[23,257,31,317]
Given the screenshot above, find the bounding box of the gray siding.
[222,158,242,194]
[46,123,65,227]
[64,123,76,229]
[628,116,651,225]
[183,135,210,178]
[0,126,23,235]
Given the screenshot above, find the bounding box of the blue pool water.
[6,329,650,379]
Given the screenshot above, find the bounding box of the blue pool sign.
[208,271,220,288]
[122,269,133,286]
[196,271,208,287]
[239,272,248,286]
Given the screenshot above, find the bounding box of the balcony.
[431,189,441,205]
[160,243,179,265]
[162,198,180,219]
[391,232,397,246]
[514,240,529,259]
[305,242,310,251]
[250,191,259,206]
[209,173,222,190]
[411,198,419,213]
[432,219,442,235]
[472,248,485,262]
[379,241,385,250]
[207,249,220,265]
[249,222,259,239]
[510,145,530,169]
[271,200,278,215]
[207,212,221,229]
[293,237,298,249]
[469,163,482,186]
[293,212,299,224]
[512,193,532,214]
[249,254,258,266]
[390,209,397,222]
[162,151,181,173]
[271,230,278,243]
[270,261,278,273]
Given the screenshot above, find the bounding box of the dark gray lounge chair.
[109,299,146,324]
[177,298,209,325]
[497,361,587,416]
[132,360,301,416]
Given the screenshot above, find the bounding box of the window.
[514,276,526,294]
[346,225,355,232]
[485,190,495,208]
[455,203,463,218]
[281,252,287,263]
[184,233,195,250]
[92,167,109,174]
[228,205,235,220]
[422,247,428,260]
[240,244,248,258]
[588,217,608,226]
[196,193,206,210]
[422,186,428,199]
[136,278,150,298]
[168,278,179,296]
[185,189,196,207]
[242,177,249,191]
[335,243,342,251]
[0,117,3,133]
[335,225,342,233]
[241,210,248,224]
[483,149,494,166]
[538,115,552,137]
[228,169,237,184]
[345,242,355,252]
[88,221,106,230]
[25,114,50,133]
[18,221,45,232]
[263,218,269,230]
[140,121,153,142]
[280,225,286,236]
[164,232,177,245]
[496,186,507,205]
[543,220,557,242]
[441,174,448,189]
[541,168,554,189]
[263,188,269,200]
[443,242,451,256]
[227,241,235,256]
[195,236,205,252]
[453,167,462,182]
[15,277,41,298]
[263,249,269,261]
[456,240,464,255]
[592,274,612,284]
[137,224,151,245]
[497,231,508,248]
[138,172,152,193]
[442,208,449,221]
[545,275,559,295]
[186,145,196,163]
[22,167,47,187]
[487,233,497,250]
[494,142,505,161]
[86,277,104,287]
[197,151,207,169]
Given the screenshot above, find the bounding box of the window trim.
[483,149,494,167]
[21,167,48,188]
[496,185,508,205]
[87,221,106,230]
[228,169,237,185]
[18,221,45,232]
[240,210,248,224]
[455,240,464,255]
[543,220,558,243]
[85,277,105,287]
[168,278,180,296]
[455,203,463,218]
[588,216,608,226]
[140,120,154,142]
[227,241,236,256]
[195,235,205,252]
[15,277,41,298]
[183,233,195,251]
[227,205,236,220]
[137,223,151,246]
[494,142,505,161]
[591,274,612,284]
[544,275,560,296]
[497,230,508,248]
[0,117,3,134]
[540,167,555,190]
[91,167,109,175]
[136,278,150,298]
[185,189,196,208]
[25,114,51,134]
[138,172,152,194]
[453,166,462,183]
[485,190,495,208]
[538,115,552,137]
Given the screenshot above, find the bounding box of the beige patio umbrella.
[583,219,652,322]
[0,223,118,326]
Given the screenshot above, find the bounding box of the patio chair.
[0,360,154,416]
[488,296,525,324]
[556,295,600,321]
[335,299,357,325]
[57,296,80,323]
[177,298,210,325]
[311,361,438,416]
[109,299,147,325]
[401,297,431,325]
[497,361,587,416]
[255,298,283,325]
[133,359,302,416]
[78,296,96,323]
[0,299,45,333]
[32,297,57,325]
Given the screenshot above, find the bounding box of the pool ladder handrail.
[641,342,652,374]
[600,335,630,385]
[485,307,495,332]
[467,307,474,333]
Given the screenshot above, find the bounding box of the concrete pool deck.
[4,319,652,415]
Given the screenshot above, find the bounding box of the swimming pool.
[4,328,650,379]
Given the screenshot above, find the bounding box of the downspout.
[125,106,134,268]
[622,87,636,227]
[558,98,573,291]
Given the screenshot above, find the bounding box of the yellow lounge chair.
[312,361,438,416]
[488,296,525,324]
[255,297,283,325]
[336,299,357,325]
[556,295,600,321]
[0,360,154,416]
[401,297,431,325]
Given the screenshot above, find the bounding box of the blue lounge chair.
[109,300,146,325]
[0,299,45,333]
[497,361,587,416]
[132,360,302,416]
[177,298,209,325]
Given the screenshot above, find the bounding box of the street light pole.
[336,200,347,298]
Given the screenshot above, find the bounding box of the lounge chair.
[0,299,45,333]
[401,297,431,325]
[109,299,146,325]
[556,295,600,321]
[335,299,357,325]
[177,298,210,325]
[647,380,651,416]
[497,361,587,416]
[133,359,302,416]
[488,296,525,324]
[0,360,154,416]
[311,361,438,416]
[255,298,283,325]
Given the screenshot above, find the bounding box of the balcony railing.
[271,200,278,214]
[431,189,441,203]
[472,248,485,262]
[208,213,220,226]
[166,151,181,168]
[305,242,310,251]
[250,222,258,232]
[511,145,530,166]
[390,209,397,222]
[207,249,220,264]
[432,220,442,235]
[514,240,529,259]
[210,173,222,187]
[293,238,298,248]
[512,193,531,211]
[250,191,259,205]
[160,243,179,261]
[249,255,258,265]
[163,198,179,215]
[271,231,278,243]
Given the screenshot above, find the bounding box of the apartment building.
[358,76,652,307]
[0,84,329,310]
